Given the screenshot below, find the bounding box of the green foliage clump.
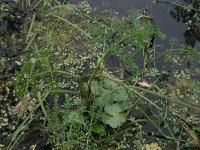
[91,79,130,128]
[7,1,200,150]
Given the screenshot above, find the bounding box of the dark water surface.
[68,0,200,72]
[0,1,199,149]
[69,0,186,43]
[67,0,184,71]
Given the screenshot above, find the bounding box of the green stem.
[53,15,93,39]
[54,70,79,80]
[88,28,108,85]
[137,105,186,142]
[38,91,50,122]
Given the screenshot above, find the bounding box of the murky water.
[70,0,184,37]
[68,0,200,73]
[0,0,199,149]
[69,0,200,48]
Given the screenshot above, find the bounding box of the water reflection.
[70,0,200,48]
[170,0,200,47]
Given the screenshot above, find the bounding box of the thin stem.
[137,105,186,142]
[26,12,36,43]
[53,15,93,39]
[89,28,108,85]
[38,91,50,122]
[54,70,79,80]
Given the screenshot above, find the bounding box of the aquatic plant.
[1,1,199,150]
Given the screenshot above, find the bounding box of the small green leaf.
[104,113,126,128]
[101,90,111,102]
[104,104,123,116]
[112,87,128,102]
[103,79,118,89]
[94,90,112,107]
[91,80,101,95]
[92,123,107,137]
[94,97,105,107]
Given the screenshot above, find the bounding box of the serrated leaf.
[91,80,101,95]
[67,111,85,125]
[104,113,126,128]
[103,79,118,89]
[104,104,123,116]
[112,87,128,102]
[94,89,111,107]
[101,90,111,101]
[94,97,105,107]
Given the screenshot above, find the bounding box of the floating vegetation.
[0,0,200,150]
